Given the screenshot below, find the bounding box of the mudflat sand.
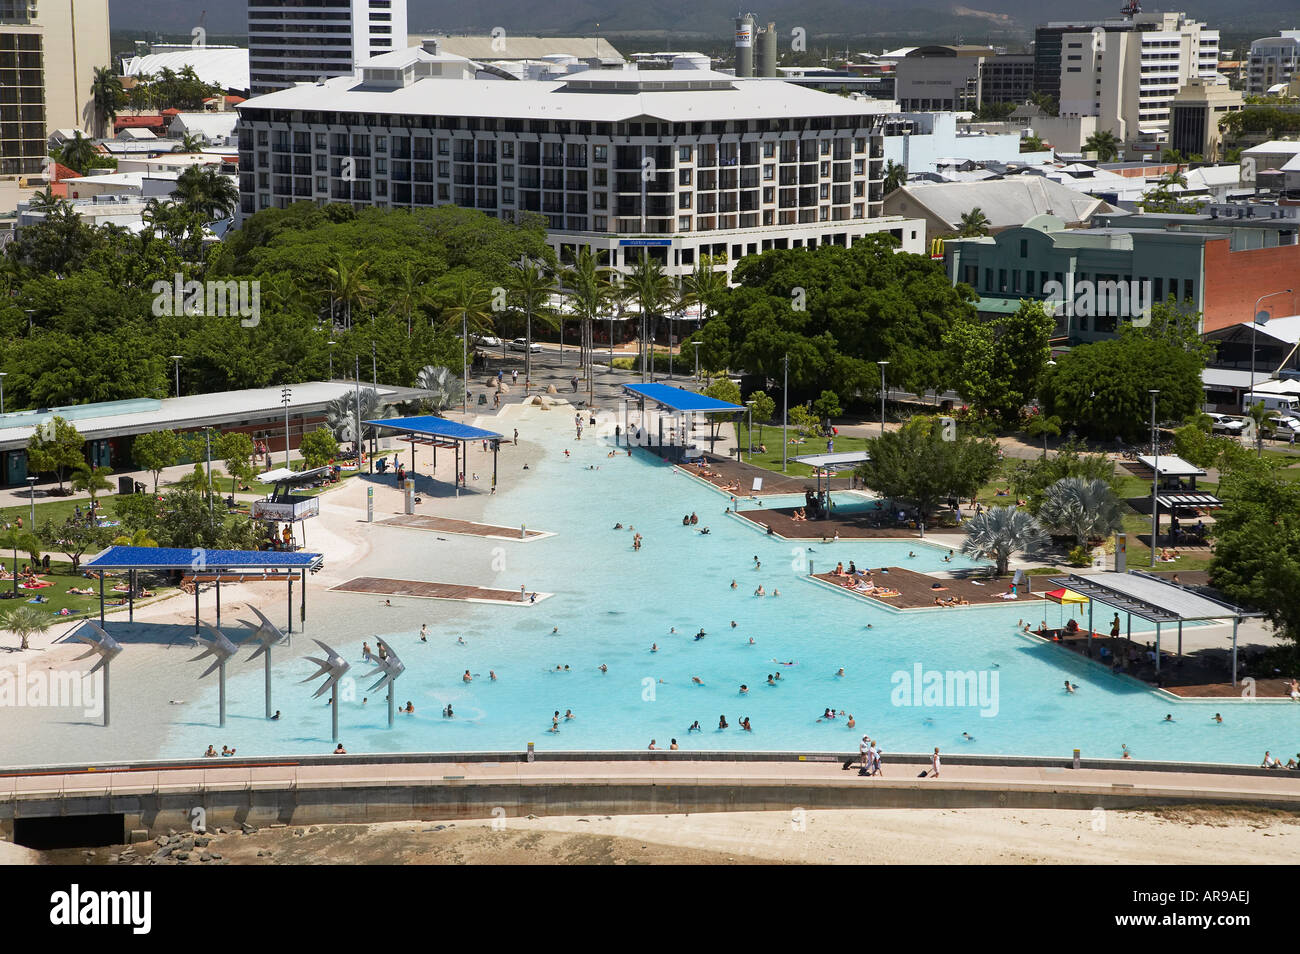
[53,806,1300,865]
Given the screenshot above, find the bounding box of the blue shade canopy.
[83,546,324,571]
[363,415,503,441]
[622,383,743,413]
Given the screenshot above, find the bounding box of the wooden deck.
[812,566,1039,609]
[678,455,853,496]
[378,514,549,540]
[332,576,551,605]
[735,505,918,539]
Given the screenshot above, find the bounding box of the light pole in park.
[26,476,36,527]
[1249,289,1292,446]
[0,371,6,414]
[693,341,702,383]
[280,386,292,468]
[170,355,183,397]
[1149,388,1159,567]
[781,353,789,473]
[877,360,889,438]
[328,340,336,380]
[745,399,755,464]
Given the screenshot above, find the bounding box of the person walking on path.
[930,747,941,778]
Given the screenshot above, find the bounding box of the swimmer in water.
[599,664,608,673]
[1064,680,1076,693]
[565,709,574,720]
[718,715,729,729]
[962,732,974,741]
[767,674,776,686]
[692,676,704,685]
[551,627,558,634]
[730,620,737,628]
[1163,714,1175,722]
[462,670,472,682]
[457,637,466,646]
[739,684,748,694]
[740,717,752,732]
[695,629,706,640]
[651,643,658,653]
[730,579,737,589]
[688,721,701,732]
[836,667,845,677]
[846,714,856,728]
[489,670,497,681]
[1214,712,1222,724]
[866,624,873,630]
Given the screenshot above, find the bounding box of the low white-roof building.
[122,45,250,94]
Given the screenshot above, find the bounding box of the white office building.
[248,0,408,95]
[234,51,925,277]
[1057,11,1219,146]
[1246,31,1300,95]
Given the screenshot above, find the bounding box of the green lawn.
[0,554,173,623]
[734,423,871,477]
[0,496,116,532]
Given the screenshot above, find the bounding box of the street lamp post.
[26,476,36,529]
[877,360,890,438]
[328,340,336,380]
[781,353,789,473]
[650,336,656,383]
[745,399,755,464]
[693,341,702,383]
[204,427,214,521]
[170,355,182,398]
[280,386,292,469]
[462,314,469,415]
[1250,289,1293,455]
[0,371,7,414]
[1149,389,1159,567]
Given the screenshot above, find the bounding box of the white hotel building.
[234,48,925,276]
[248,0,408,95]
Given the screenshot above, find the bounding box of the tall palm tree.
[174,165,238,221]
[390,262,428,339]
[883,159,907,194]
[624,252,674,383]
[322,254,374,331]
[438,277,495,413]
[1038,477,1124,548]
[29,188,61,211]
[507,259,557,393]
[0,604,50,651]
[58,132,98,175]
[960,506,1046,577]
[561,246,617,404]
[90,66,123,138]
[324,387,390,448]
[1083,130,1121,163]
[957,207,992,237]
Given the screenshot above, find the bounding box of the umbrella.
[1043,587,1089,630]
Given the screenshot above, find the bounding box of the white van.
[1242,392,1300,414]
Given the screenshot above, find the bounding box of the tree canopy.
[856,416,1000,522]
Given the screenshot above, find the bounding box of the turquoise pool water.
[162,416,1296,764]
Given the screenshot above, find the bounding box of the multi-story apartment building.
[0,0,109,176]
[248,0,408,95]
[1169,75,1242,161]
[234,50,925,277]
[1246,31,1300,95]
[1056,11,1219,144]
[894,46,1035,112]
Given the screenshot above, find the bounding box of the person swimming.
[688,721,701,732]
[836,667,845,677]
[739,684,749,694]
[766,674,776,686]
[695,629,706,640]
[740,717,752,732]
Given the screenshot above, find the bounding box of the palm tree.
[0,604,50,651]
[623,252,674,383]
[324,388,390,458]
[90,66,123,138]
[29,188,61,211]
[957,207,992,237]
[960,506,1046,577]
[71,463,113,505]
[0,527,41,600]
[58,132,98,175]
[414,366,459,413]
[1038,477,1124,548]
[322,254,373,331]
[561,247,618,403]
[172,133,207,153]
[390,262,428,338]
[507,259,557,392]
[1246,401,1279,458]
[1083,130,1121,163]
[438,277,495,413]
[112,528,158,548]
[679,258,728,381]
[883,159,907,194]
[174,165,238,221]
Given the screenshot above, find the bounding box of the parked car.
[1206,413,1246,435]
[472,334,502,348]
[510,337,543,353]
[1268,415,1300,440]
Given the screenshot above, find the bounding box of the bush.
[1068,545,1092,567]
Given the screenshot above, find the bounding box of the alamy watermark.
[1042,277,1151,327]
[151,274,261,327]
[890,663,999,718]
[0,664,103,718]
